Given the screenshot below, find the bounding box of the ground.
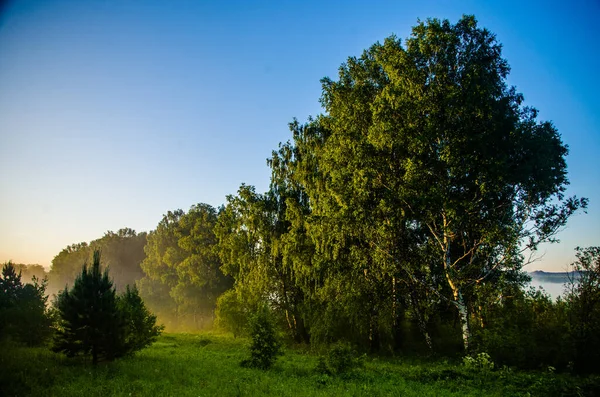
[0,333,596,396]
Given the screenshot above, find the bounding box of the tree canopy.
[48,229,147,294]
[266,15,586,350]
[138,204,231,330]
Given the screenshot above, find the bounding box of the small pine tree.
[52,251,125,364]
[242,305,282,370]
[0,263,22,337]
[118,285,163,353]
[0,262,22,308]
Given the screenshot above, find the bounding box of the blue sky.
[0,0,598,270]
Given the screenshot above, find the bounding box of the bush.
[473,288,571,370]
[316,342,365,376]
[565,246,600,374]
[463,352,495,371]
[241,305,282,370]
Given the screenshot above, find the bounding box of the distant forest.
[529,271,583,284]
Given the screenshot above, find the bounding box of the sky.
[0,0,598,271]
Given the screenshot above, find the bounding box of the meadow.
[1,333,598,397]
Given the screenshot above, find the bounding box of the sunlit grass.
[0,333,596,396]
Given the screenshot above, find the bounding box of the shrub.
[316,342,365,376]
[463,352,495,371]
[473,288,570,370]
[241,305,282,370]
[565,246,600,374]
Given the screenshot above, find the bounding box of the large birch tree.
[285,15,586,351]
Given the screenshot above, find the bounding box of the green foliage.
[4,332,600,397]
[93,229,148,292]
[10,263,47,284]
[215,289,248,337]
[316,342,365,376]
[565,246,600,374]
[471,247,600,375]
[463,352,494,371]
[138,204,231,330]
[242,305,282,370]
[0,262,53,345]
[48,242,91,294]
[53,251,162,364]
[2,13,590,379]
[215,184,311,343]
[48,229,147,295]
[52,251,126,364]
[118,285,164,353]
[473,288,571,370]
[273,14,586,353]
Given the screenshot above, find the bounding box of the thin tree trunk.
[442,214,471,351]
[454,289,470,351]
[392,276,397,326]
[445,270,471,351]
[294,314,310,344]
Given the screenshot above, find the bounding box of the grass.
[1,333,597,396]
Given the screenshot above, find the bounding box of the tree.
[92,228,148,292]
[474,286,570,369]
[215,184,311,343]
[281,15,586,351]
[242,305,282,370]
[48,229,148,295]
[138,204,231,330]
[48,242,91,294]
[565,246,600,373]
[11,263,47,284]
[118,285,164,353]
[0,262,52,345]
[137,210,182,327]
[215,289,248,338]
[52,251,126,364]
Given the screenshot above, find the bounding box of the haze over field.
[0,0,598,271]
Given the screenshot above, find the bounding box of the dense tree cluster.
[137,204,232,330]
[0,263,52,345]
[10,263,48,283]
[212,15,591,372]
[48,228,147,294]
[214,14,586,352]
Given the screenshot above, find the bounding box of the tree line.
[3,15,598,373]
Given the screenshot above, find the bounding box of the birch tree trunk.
[443,214,471,351]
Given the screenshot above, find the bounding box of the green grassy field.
[1,333,597,396]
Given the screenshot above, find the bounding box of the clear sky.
[1,0,598,271]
